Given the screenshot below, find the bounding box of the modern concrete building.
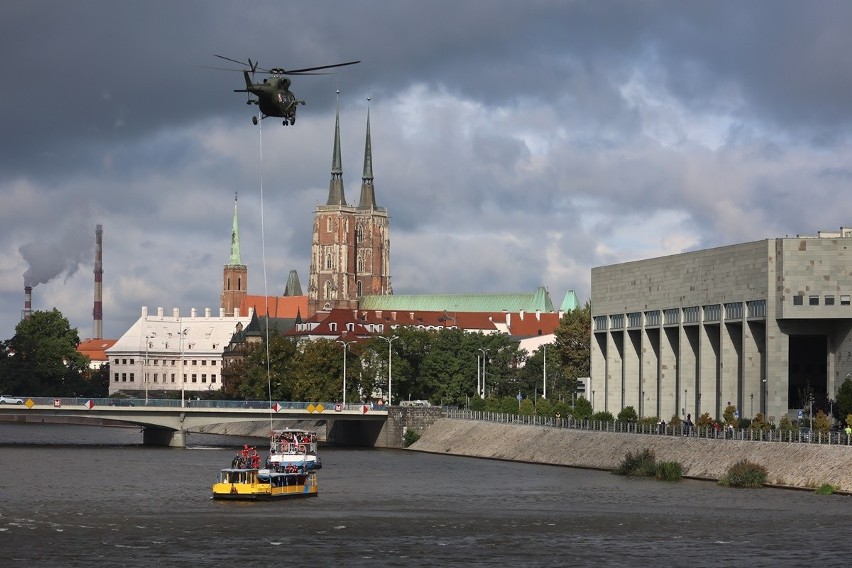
[591,227,852,423]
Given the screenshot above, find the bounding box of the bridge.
[0,397,395,448]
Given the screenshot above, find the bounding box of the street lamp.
[478,348,490,398]
[377,335,398,406]
[337,339,355,407]
[179,326,188,408]
[145,332,156,405]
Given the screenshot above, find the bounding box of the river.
[0,423,849,567]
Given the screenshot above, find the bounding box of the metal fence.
[443,409,852,445]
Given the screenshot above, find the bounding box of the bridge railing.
[9,397,387,412]
[443,408,852,446]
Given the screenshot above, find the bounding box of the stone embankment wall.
[409,418,852,492]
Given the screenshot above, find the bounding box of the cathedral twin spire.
[326,92,377,208]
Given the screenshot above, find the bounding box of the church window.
[325,280,333,299]
[326,253,332,270]
[357,280,363,296]
[357,225,363,242]
[326,217,332,232]
[357,257,364,273]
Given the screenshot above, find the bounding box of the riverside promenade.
[409,416,852,492]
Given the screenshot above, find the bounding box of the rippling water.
[0,423,850,567]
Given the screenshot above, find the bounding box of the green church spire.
[228,192,242,266]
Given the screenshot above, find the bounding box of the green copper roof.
[227,193,242,266]
[560,289,579,311]
[360,287,555,313]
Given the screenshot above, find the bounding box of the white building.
[107,306,254,396]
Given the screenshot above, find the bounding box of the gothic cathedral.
[308,98,392,314]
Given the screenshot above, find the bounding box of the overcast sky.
[3,0,852,340]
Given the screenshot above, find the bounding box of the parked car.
[799,427,812,442]
[0,395,24,405]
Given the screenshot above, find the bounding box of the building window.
[325,280,333,300]
[809,295,819,306]
[171,373,175,383]
[357,280,363,296]
[202,360,207,366]
[325,253,332,270]
[114,373,119,382]
[826,295,835,306]
[192,360,197,365]
[793,296,804,306]
[129,373,134,382]
[129,359,134,365]
[212,361,217,366]
[357,225,363,242]
[326,217,332,232]
[329,323,337,332]
[153,373,158,383]
[121,373,127,382]
[842,295,851,306]
[201,374,206,383]
[212,374,217,383]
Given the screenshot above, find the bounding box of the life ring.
[298,444,306,453]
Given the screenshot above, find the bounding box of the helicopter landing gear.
[252,116,258,125]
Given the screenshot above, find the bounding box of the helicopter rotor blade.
[279,60,361,74]
[214,54,250,67]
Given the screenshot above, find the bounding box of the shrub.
[403,428,421,448]
[718,460,767,488]
[815,483,837,495]
[617,406,638,422]
[655,461,683,481]
[590,411,615,422]
[613,449,657,477]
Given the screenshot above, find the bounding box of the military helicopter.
[214,55,360,126]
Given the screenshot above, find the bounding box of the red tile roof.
[241,295,307,319]
[77,338,117,362]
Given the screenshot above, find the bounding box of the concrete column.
[642,328,660,418]
[660,327,678,421]
[681,325,699,420]
[624,330,641,412]
[143,427,185,447]
[606,331,624,413]
[721,321,742,417]
[743,321,765,419]
[699,324,720,418]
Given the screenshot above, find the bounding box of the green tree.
[618,405,638,422]
[553,301,591,399]
[835,377,852,423]
[572,396,592,419]
[0,309,89,396]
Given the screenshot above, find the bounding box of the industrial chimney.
[92,224,103,339]
[23,285,32,320]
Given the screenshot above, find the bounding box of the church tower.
[309,96,391,314]
[221,193,247,316]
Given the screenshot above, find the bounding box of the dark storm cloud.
[3,0,852,339]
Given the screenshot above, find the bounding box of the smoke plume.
[19,219,94,287]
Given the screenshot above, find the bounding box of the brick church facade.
[308,100,392,314]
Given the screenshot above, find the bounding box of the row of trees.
[0,304,592,406]
[221,303,593,407]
